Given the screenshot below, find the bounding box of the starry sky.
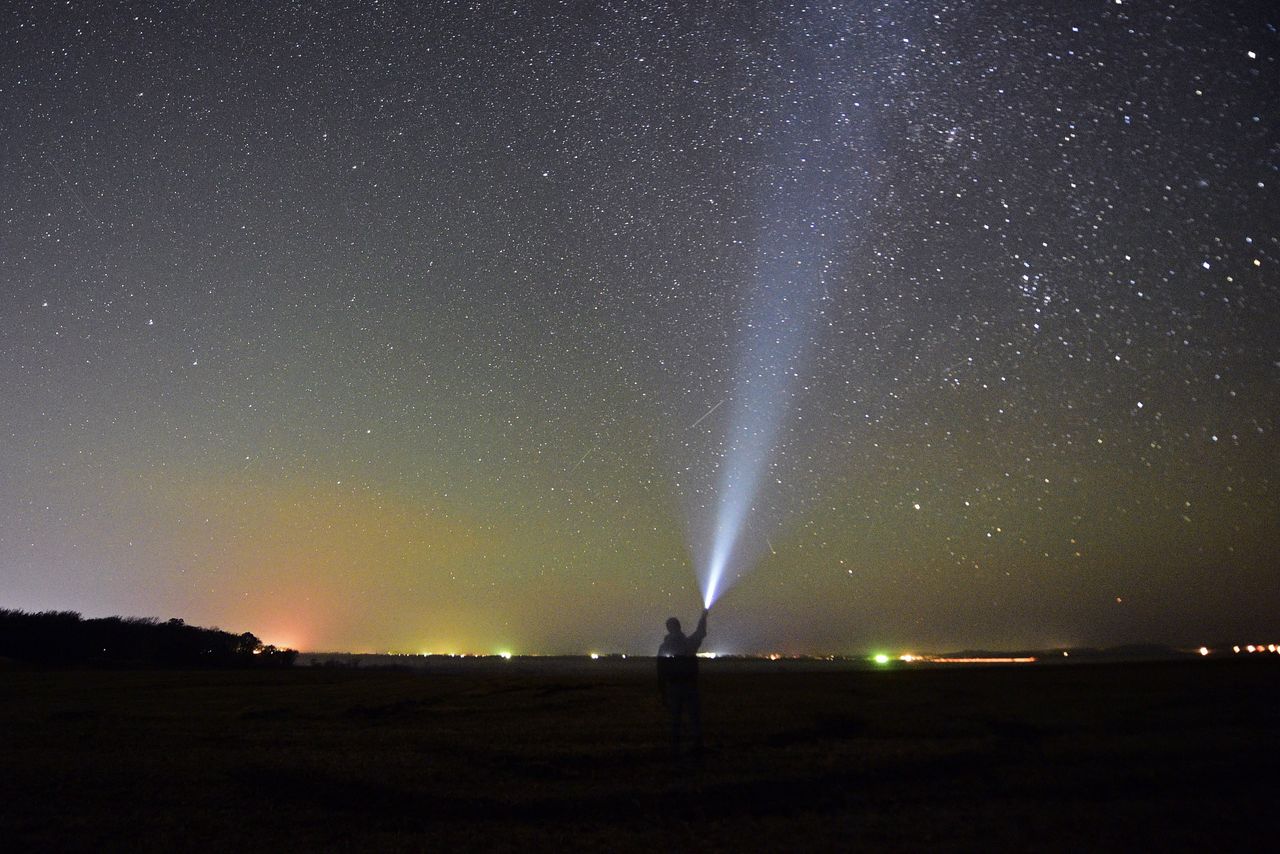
[3,1,1277,655]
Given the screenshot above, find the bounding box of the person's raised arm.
[690,608,708,647]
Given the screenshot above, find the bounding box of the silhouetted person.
[657,608,708,754]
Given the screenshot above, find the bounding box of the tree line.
[0,609,298,667]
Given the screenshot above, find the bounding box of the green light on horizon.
[873,653,890,665]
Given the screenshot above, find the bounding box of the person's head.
[665,617,681,635]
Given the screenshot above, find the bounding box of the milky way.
[2,1,1277,653]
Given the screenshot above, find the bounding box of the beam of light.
[693,7,884,608]
[699,161,834,609]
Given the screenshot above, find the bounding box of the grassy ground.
[1,658,1275,851]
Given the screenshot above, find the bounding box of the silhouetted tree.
[0,609,298,668]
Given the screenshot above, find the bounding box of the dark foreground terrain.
[2,658,1275,851]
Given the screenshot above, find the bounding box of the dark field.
[2,659,1275,851]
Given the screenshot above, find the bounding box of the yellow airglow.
[133,470,496,653]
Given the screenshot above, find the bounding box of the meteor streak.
[567,447,595,475]
[688,398,725,430]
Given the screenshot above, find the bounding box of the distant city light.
[498,651,512,660]
[1230,643,1279,654]
[878,653,1036,665]
[1198,647,1209,656]
[590,653,600,660]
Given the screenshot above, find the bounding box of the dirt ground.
[1,658,1275,851]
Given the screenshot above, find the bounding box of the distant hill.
[0,609,297,668]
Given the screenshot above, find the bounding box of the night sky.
[3,1,1277,655]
